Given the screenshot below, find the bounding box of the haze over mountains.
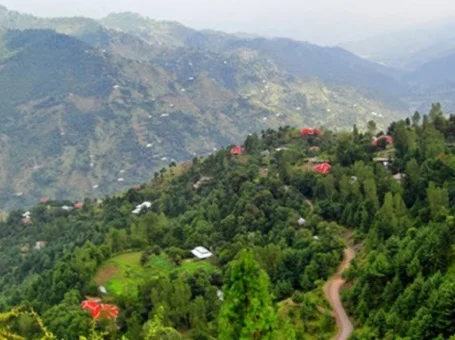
[0,5,453,209]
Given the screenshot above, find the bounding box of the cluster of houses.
[132,201,152,215]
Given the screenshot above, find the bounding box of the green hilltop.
[0,106,455,339]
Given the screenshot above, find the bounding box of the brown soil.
[94,265,119,285]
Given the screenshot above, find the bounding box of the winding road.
[324,247,355,340]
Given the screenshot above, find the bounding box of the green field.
[94,251,217,298]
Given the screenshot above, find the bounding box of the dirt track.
[324,247,355,340]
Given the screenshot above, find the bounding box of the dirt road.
[324,247,355,340]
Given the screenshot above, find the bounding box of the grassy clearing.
[94,251,217,298]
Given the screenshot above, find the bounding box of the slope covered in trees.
[0,6,413,211]
[1,104,455,339]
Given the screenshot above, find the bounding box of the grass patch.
[93,251,217,299]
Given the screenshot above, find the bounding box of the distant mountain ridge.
[0,5,430,210]
[340,18,455,70]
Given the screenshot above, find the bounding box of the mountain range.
[0,5,453,209]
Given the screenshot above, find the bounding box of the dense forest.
[1,103,455,339]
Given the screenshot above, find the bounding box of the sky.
[1,0,455,45]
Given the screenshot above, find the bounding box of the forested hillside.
[0,6,410,211]
[1,104,455,339]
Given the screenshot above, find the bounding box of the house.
[301,128,323,137]
[191,246,213,259]
[298,217,306,226]
[141,202,152,209]
[217,289,224,301]
[372,135,393,147]
[133,185,141,190]
[99,286,108,294]
[132,201,152,214]
[118,178,124,182]
[22,211,31,218]
[22,217,31,224]
[93,185,99,189]
[313,236,320,240]
[40,197,49,203]
[313,163,331,175]
[34,241,46,250]
[230,146,245,156]
[393,173,405,184]
[61,205,72,211]
[74,202,83,209]
[350,176,358,185]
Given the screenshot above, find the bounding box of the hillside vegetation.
[0,6,413,210]
[1,105,455,339]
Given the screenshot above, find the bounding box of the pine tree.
[218,250,278,340]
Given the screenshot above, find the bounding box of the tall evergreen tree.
[218,250,278,340]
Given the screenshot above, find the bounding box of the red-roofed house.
[313,163,331,175]
[40,197,49,203]
[301,128,323,137]
[372,135,393,147]
[230,146,245,156]
[74,202,83,209]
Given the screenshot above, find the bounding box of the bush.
[292,291,305,304]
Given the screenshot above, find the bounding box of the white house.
[118,178,124,182]
[141,201,152,209]
[61,205,72,211]
[393,173,405,184]
[22,211,31,218]
[99,286,108,294]
[191,246,213,259]
[298,217,306,226]
[217,289,224,301]
[132,202,152,214]
[34,241,46,250]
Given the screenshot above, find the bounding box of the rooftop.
[191,246,213,259]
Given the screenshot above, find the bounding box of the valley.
[0,6,427,210]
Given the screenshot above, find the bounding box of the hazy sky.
[1,0,455,45]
